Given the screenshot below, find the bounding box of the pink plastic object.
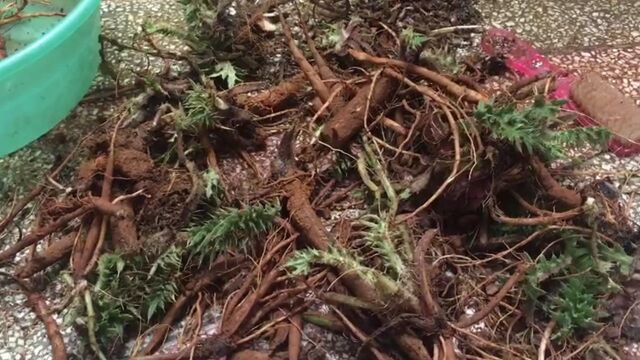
[481,28,640,157]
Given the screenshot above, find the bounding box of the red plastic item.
[481,28,640,157]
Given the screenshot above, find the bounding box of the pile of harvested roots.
[1,1,638,359]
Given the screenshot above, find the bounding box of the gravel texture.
[548,45,640,106]
[476,0,640,50]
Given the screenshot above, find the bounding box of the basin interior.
[1,0,80,56]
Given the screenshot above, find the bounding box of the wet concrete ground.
[477,0,640,50]
[478,0,640,104]
[2,0,640,359]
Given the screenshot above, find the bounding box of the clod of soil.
[134,167,193,233]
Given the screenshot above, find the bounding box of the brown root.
[0,205,93,264]
[321,76,397,148]
[0,132,84,235]
[288,314,302,360]
[455,263,529,328]
[285,179,380,305]
[233,74,308,116]
[0,273,68,360]
[137,255,245,356]
[89,197,130,218]
[394,332,433,360]
[332,307,394,360]
[530,156,582,208]
[490,203,582,226]
[15,231,78,278]
[302,312,346,333]
[109,199,140,254]
[221,265,282,337]
[77,118,126,276]
[0,184,45,236]
[284,178,419,313]
[414,230,445,319]
[0,34,6,59]
[295,6,347,109]
[133,335,233,360]
[26,286,69,360]
[279,12,331,105]
[348,49,488,103]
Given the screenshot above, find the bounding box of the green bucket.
[0,0,101,157]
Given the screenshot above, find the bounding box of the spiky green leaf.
[401,27,428,51]
[211,61,240,88]
[474,100,610,159]
[187,202,280,265]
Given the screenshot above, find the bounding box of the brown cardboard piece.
[570,72,640,143]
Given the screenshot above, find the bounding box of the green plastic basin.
[0,0,101,156]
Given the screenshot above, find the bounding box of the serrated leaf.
[401,27,428,51]
[600,242,633,276]
[211,61,240,88]
[187,202,279,266]
[474,99,605,159]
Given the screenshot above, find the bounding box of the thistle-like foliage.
[551,277,599,338]
[524,230,633,338]
[85,200,281,347]
[95,254,125,286]
[401,26,428,51]
[178,0,235,64]
[332,153,355,181]
[286,246,377,283]
[475,98,610,159]
[140,0,221,54]
[187,202,280,265]
[145,245,184,320]
[598,241,633,276]
[178,83,218,131]
[91,296,135,343]
[143,1,239,87]
[360,215,407,280]
[179,0,218,36]
[89,247,183,346]
[142,20,195,44]
[92,254,141,343]
[319,22,345,50]
[419,47,461,75]
[524,253,571,303]
[211,61,241,88]
[548,126,611,155]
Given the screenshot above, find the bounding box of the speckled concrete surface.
[99,0,189,87]
[0,277,82,360]
[476,0,640,50]
[548,45,640,106]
